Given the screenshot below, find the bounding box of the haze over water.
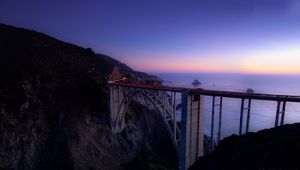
[154,73,300,138]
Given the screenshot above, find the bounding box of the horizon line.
[147,71,300,76]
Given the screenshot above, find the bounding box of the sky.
[1,0,300,74]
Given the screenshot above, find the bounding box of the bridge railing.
[190,89,300,152]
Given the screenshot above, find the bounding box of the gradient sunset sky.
[1,0,300,74]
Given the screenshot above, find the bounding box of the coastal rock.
[192,79,201,86]
[246,88,255,93]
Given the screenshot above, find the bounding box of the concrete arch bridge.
[109,82,300,170]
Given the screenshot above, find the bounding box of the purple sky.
[1,0,300,74]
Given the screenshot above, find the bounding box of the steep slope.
[99,54,161,84]
[190,123,300,170]
[0,23,175,170]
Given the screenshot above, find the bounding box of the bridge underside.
[109,84,204,170]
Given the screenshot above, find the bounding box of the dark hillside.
[99,54,161,84]
[0,23,175,170]
[190,123,300,170]
[0,23,113,114]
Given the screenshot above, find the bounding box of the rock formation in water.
[246,88,255,93]
[192,79,201,86]
[0,23,175,170]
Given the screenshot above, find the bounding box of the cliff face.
[0,23,175,170]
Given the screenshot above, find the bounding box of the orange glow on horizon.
[124,46,300,75]
[241,48,300,75]
[128,57,243,73]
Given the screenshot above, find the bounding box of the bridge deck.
[109,82,300,102]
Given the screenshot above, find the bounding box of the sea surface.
[153,73,300,139]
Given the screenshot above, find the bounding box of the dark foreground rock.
[190,123,300,170]
[0,23,175,170]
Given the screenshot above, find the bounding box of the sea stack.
[192,79,201,86]
[246,88,255,93]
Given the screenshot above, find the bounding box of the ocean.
[153,73,300,139]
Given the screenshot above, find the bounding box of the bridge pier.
[109,84,205,170]
[180,92,204,170]
[109,85,126,133]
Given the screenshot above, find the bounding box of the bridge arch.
[111,87,180,153]
[109,83,205,170]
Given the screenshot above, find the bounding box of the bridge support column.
[179,92,204,170]
[109,85,126,133]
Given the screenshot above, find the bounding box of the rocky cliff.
[0,23,175,170]
[190,123,300,170]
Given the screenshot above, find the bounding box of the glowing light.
[126,44,300,75]
[241,47,300,74]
